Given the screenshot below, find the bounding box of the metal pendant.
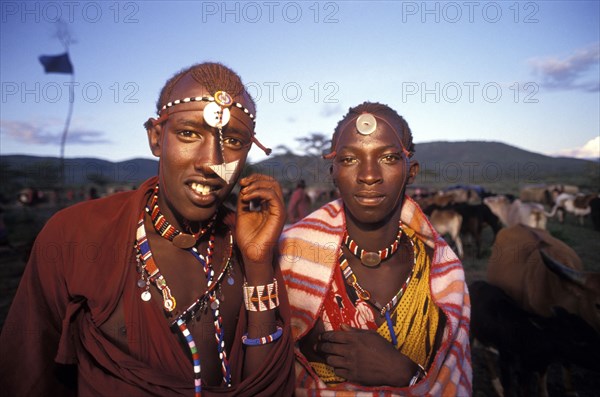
[214,91,233,107]
[137,279,147,288]
[360,251,381,267]
[173,233,197,249]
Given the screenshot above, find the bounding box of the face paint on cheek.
[209,159,240,184]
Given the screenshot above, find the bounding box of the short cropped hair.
[154,62,256,115]
[330,102,415,157]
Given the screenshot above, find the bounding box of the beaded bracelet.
[242,326,283,346]
[243,279,279,311]
[408,364,427,386]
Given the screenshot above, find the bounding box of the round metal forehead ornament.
[356,113,377,135]
[203,101,231,128]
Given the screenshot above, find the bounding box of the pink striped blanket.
[279,197,472,396]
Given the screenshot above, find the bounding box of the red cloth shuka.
[0,177,294,396]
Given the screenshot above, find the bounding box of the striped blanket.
[279,197,472,396]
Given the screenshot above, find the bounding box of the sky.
[1,1,599,164]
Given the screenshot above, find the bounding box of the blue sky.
[1,1,599,163]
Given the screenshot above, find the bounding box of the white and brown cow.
[429,208,464,258]
[483,195,547,230]
[546,192,598,225]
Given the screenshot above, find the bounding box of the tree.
[273,144,293,155]
[295,133,331,157]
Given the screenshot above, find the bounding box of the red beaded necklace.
[147,184,215,249]
[343,221,403,267]
[340,232,416,316]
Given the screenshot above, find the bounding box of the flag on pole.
[39,52,74,74]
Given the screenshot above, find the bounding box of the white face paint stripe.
[208,160,240,184]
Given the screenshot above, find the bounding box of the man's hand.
[236,174,285,268]
[315,323,418,387]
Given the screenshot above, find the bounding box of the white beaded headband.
[159,94,255,123]
[150,90,271,155]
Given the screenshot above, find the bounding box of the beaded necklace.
[147,184,216,249]
[134,187,234,395]
[339,229,416,346]
[343,221,403,267]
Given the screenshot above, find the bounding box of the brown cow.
[518,184,579,206]
[470,280,600,397]
[487,224,600,334]
[486,225,600,396]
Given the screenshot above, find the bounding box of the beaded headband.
[323,112,411,160]
[149,91,272,156]
[155,92,255,125]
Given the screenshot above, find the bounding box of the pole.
[59,72,75,201]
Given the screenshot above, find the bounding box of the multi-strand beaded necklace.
[340,222,417,347]
[134,184,234,396]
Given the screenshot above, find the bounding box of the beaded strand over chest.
[339,228,417,346]
[339,234,416,316]
[134,184,234,395]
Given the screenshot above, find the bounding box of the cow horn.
[540,249,586,285]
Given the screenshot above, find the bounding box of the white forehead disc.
[356,113,377,135]
[203,102,231,128]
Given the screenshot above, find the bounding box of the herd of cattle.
[411,185,600,396]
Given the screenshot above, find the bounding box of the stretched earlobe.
[407,161,420,184]
[329,165,338,187]
[143,118,154,130]
[146,120,162,157]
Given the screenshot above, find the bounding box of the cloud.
[528,43,600,92]
[552,136,600,159]
[0,119,110,146]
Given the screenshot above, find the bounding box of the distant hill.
[252,141,599,194]
[2,141,598,196]
[1,155,158,188]
[410,141,598,192]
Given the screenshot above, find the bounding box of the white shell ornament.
[141,291,152,301]
[209,160,240,184]
[356,113,377,135]
[204,101,231,128]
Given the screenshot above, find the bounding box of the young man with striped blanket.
[279,102,472,396]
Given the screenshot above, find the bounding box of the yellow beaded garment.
[311,227,440,384]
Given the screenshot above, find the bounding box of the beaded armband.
[408,364,427,386]
[243,279,279,311]
[242,326,283,346]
